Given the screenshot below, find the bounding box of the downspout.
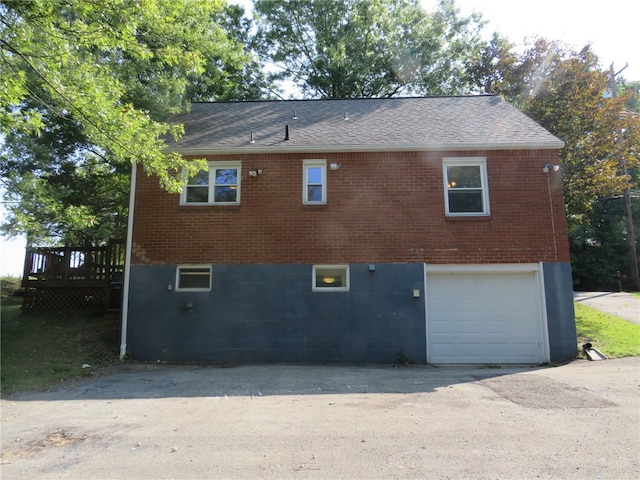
[423,262,429,364]
[120,160,137,359]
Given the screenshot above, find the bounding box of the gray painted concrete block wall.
[127,263,426,363]
[543,262,578,361]
[127,262,578,364]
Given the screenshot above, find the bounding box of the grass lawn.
[1,277,121,397]
[575,302,640,358]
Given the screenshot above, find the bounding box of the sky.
[441,0,638,80]
[0,0,637,276]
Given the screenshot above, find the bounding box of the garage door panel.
[429,333,456,343]
[431,320,538,336]
[427,271,543,364]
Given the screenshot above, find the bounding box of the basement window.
[313,265,349,291]
[176,265,212,291]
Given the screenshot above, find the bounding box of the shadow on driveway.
[6,362,548,401]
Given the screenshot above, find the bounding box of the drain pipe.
[120,160,137,359]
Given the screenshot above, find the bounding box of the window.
[182,161,241,205]
[176,265,212,291]
[443,158,489,215]
[303,160,326,204]
[313,265,349,291]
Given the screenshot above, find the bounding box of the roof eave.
[168,141,565,156]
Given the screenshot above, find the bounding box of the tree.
[192,3,275,102]
[1,0,262,245]
[569,187,640,290]
[1,105,131,244]
[470,38,639,221]
[470,38,640,288]
[253,0,486,98]
[619,80,640,113]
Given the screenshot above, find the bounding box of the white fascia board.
[169,141,564,156]
[425,263,540,273]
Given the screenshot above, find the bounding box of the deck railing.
[22,240,125,288]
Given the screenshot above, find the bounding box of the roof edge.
[167,142,565,156]
[186,95,498,106]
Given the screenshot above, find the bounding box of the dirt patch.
[4,429,88,459]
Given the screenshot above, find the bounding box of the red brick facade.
[131,149,570,265]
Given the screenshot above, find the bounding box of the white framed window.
[313,265,349,291]
[176,265,212,291]
[443,158,490,215]
[303,160,327,204]
[181,161,241,205]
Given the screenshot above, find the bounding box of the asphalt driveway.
[574,291,640,324]
[2,358,639,479]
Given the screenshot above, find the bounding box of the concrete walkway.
[574,291,640,324]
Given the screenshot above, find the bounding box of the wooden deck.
[21,241,126,312]
[22,241,125,288]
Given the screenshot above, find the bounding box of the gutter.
[120,160,137,359]
[168,142,565,156]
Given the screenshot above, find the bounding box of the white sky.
[1,0,637,275]
[443,0,638,80]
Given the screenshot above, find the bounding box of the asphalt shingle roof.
[167,96,564,154]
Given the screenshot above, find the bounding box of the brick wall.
[131,150,570,265]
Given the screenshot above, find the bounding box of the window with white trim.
[181,161,241,205]
[313,265,349,291]
[176,265,212,291]
[443,158,490,215]
[303,160,327,204]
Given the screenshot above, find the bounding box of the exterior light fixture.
[543,164,560,173]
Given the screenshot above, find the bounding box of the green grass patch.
[1,276,22,297]
[1,277,121,397]
[575,302,640,358]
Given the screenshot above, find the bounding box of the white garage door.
[426,270,544,363]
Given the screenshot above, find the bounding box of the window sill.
[445,215,492,222]
[179,204,241,210]
[302,203,328,210]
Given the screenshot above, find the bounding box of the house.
[121,96,577,364]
